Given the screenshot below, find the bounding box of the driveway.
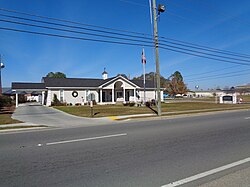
[12,103,114,128]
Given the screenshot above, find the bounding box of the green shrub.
[123,102,135,107]
[51,94,66,106]
[0,95,12,108]
[129,102,135,107]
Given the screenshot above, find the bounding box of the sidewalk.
[199,166,250,187]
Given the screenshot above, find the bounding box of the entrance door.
[126,90,130,101]
[116,91,123,99]
[102,91,106,102]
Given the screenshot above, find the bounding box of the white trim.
[99,75,139,88]
[59,89,64,102]
[100,89,103,103]
[123,81,126,102]
[47,87,98,89]
[112,86,114,103]
[15,93,18,108]
[134,89,136,102]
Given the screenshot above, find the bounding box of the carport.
[11,83,47,107]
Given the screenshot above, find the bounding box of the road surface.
[1,109,250,186]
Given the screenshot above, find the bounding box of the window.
[88,93,95,101]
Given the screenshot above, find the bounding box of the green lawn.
[54,102,250,118]
[0,106,22,125]
[54,104,155,117]
[0,114,21,125]
[241,95,250,102]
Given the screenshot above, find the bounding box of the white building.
[12,71,164,106]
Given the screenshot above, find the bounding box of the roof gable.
[99,75,139,88]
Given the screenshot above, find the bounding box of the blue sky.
[0,0,250,90]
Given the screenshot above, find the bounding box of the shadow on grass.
[0,107,14,115]
[146,106,158,115]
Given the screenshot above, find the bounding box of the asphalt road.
[1,110,250,186]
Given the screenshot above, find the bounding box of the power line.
[184,65,238,78]
[3,17,250,67]
[186,68,250,81]
[0,27,154,48]
[159,38,250,59]
[2,14,250,65]
[159,46,250,66]
[1,9,250,68]
[160,42,250,63]
[1,24,250,67]
[3,13,250,65]
[1,7,250,59]
[187,71,250,82]
[0,7,150,37]
[118,0,148,7]
[0,13,154,41]
[0,19,154,45]
[194,0,250,28]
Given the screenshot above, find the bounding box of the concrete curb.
[0,122,43,128]
[107,108,250,121]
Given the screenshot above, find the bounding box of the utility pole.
[152,0,165,116]
[0,54,5,95]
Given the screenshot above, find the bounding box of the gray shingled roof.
[12,82,45,89]
[43,77,113,88]
[131,80,155,88]
[43,77,157,88]
[11,76,157,90]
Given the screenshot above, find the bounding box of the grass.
[0,114,21,125]
[0,106,22,125]
[54,102,250,118]
[241,95,250,102]
[54,104,155,117]
[161,102,249,112]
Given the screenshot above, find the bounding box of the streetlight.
[0,55,5,94]
[152,0,165,116]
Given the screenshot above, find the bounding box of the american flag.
[142,48,146,64]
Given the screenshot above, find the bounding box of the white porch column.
[112,87,114,103]
[46,90,52,106]
[100,89,103,103]
[15,93,18,108]
[41,91,45,105]
[85,90,88,103]
[123,84,126,103]
[134,89,136,102]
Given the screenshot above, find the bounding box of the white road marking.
[37,133,127,146]
[161,157,250,187]
[245,117,250,119]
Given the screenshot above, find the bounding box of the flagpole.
[143,59,146,104]
[142,48,146,104]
